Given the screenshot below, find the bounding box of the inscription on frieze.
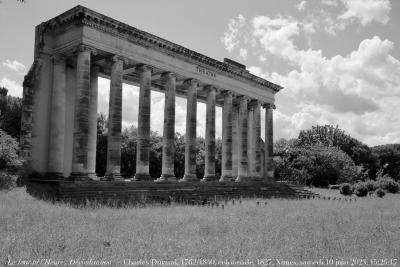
[196,66,216,78]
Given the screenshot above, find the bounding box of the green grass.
[1,188,400,266]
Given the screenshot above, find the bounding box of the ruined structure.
[21,6,286,201]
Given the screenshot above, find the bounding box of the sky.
[0,0,399,146]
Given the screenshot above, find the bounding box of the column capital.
[203,85,218,94]
[220,90,234,97]
[136,63,153,73]
[161,71,177,79]
[112,55,125,63]
[51,54,66,64]
[75,44,97,55]
[183,78,200,87]
[262,102,276,109]
[248,99,261,108]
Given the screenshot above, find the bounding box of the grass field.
[1,188,399,267]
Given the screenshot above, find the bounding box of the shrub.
[339,183,353,196]
[0,129,22,171]
[375,188,386,198]
[0,171,16,190]
[376,177,399,193]
[364,180,378,192]
[353,182,368,197]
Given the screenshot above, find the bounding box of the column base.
[87,172,100,181]
[235,175,248,182]
[104,172,124,181]
[155,174,177,182]
[219,175,234,182]
[69,172,90,181]
[201,174,217,182]
[179,174,198,182]
[132,173,152,181]
[44,172,65,180]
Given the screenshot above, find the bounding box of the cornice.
[41,5,283,93]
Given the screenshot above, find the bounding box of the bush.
[375,188,386,198]
[353,182,368,197]
[364,180,378,192]
[376,177,399,193]
[339,183,353,196]
[0,171,16,190]
[0,129,22,171]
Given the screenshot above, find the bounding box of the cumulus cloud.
[221,14,246,52]
[296,1,307,11]
[224,8,400,145]
[2,59,26,72]
[0,77,22,97]
[339,0,391,26]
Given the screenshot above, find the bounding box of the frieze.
[42,5,283,92]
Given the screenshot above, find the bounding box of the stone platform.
[26,180,318,206]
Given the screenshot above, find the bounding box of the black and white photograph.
[0,0,399,266]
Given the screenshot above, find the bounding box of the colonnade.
[41,45,275,182]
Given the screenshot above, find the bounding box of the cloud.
[2,60,26,72]
[239,48,248,60]
[339,0,391,26]
[0,77,22,97]
[226,10,400,145]
[221,14,246,52]
[296,1,307,11]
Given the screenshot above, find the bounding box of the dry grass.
[1,188,400,266]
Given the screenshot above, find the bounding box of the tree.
[0,88,22,139]
[297,125,378,178]
[372,144,400,181]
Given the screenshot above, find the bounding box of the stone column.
[220,91,233,182]
[157,72,176,182]
[71,45,94,180]
[232,103,239,178]
[264,103,275,181]
[201,86,217,182]
[252,100,262,180]
[105,56,124,181]
[133,64,152,181]
[235,96,249,182]
[247,103,254,178]
[180,79,199,182]
[46,55,67,179]
[87,65,99,179]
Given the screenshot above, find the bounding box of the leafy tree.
[0,129,21,171]
[372,144,400,181]
[0,88,22,139]
[297,125,378,178]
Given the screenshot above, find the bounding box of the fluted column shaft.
[264,104,274,181]
[220,91,233,182]
[252,101,262,180]
[181,79,198,182]
[235,96,249,182]
[202,86,217,182]
[134,65,152,181]
[158,72,176,181]
[87,65,99,179]
[232,103,239,178]
[71,45,93,180]
[106,56,124,180]
[47,55,66,179]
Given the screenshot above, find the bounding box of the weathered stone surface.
[250,100,262,180]
[46,55,67,179]
[232,103,238,178]
[235,96,249,182]
[220,91,233,182]
[30,52,52,175]
[264,104,275,181]
[105,56,123,181]
[180,79,199,182]
[201,86,217,182]
[71,45,93,180]
[133,64,152,181]
[87,65,99,179]
[156,72,176,182]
